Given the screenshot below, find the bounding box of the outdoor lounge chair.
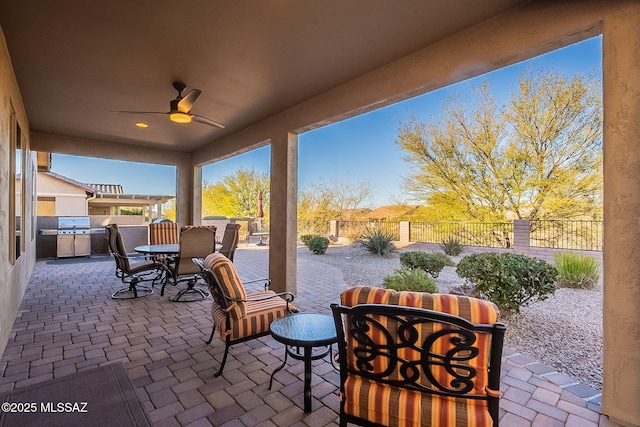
[194,253,296,377]
[164,225,216,301]
[331,286,506,427]
[106,224,162,299]
[218,223,240,261]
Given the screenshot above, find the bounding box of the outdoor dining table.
[134,244,179,256]
[134,243,222,257]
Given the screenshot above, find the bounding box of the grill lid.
[57,216,91,229]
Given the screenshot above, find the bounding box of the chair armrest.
[113,251,161,266]
[243,278,271,291]
[228,291,296,313]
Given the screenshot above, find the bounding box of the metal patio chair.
[194,253,296,377]
[332,286,506,427]
[106,224,162,299]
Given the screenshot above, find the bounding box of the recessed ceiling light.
[136,122,149,128]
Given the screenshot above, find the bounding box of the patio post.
[601,4,640,425]
[268,132,298,294]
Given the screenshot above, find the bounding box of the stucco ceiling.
[0,1,529,153]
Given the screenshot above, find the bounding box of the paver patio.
[0,246,617,426]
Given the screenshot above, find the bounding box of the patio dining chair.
[106,224,163,299]
[331,286,506,427]
[218,223,240,261]
[149,220,179,245]
[164,225,216,301]
[194,253,296,377]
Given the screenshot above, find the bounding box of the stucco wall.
[0,28,36,358]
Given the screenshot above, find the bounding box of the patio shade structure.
[1,2,640,425]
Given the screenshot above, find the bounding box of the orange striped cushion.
[339,286,498,426]
[211,291,293,341]
[149,222,179,244]
[204,253,247,319]
[343,378,494,427]
[340,286,498,323]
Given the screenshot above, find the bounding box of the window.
[10,106,26,262]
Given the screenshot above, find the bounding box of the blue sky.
[51,36,602,207]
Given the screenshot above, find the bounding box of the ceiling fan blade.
[177,89,201,113]
[111,110,168,116]
[191,114,225,129]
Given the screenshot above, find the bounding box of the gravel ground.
[298,242,603,391]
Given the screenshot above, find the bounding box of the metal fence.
[338,220,400,240]
[410,221,514,248]
[530,220,603,251]
[303,218,604,252]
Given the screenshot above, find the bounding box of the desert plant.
[554,252,600,289]
[382,267,438,293]
[433,252,456,267]
[299,233,315,246]
[360,227,395,256]
[456,252,558,314]
[440,238,465,256]
[399,251,446,278]
[306,236,330,254]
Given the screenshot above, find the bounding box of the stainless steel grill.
[56,217,91,258]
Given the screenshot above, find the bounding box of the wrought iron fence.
[338,220,400,241]
[410,221,514,248]
[297,219,329,236]
[301,218,603,251]
[530,220,603,251]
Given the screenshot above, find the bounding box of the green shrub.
[299,234,315,246]
[360,227,396,256]
[554,252,600,289]
[440,238,465,256]
[433,252,456,267]
[306,236,330,254]
[382,267,438,293]
[456,252,558,314]
[400,251,446,278]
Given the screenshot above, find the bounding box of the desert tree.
[396,66,602,221]
[298,177,372,233]
[202,167,269,218]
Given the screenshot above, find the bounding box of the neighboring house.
[36,171,174,220]
[37,172,94,216]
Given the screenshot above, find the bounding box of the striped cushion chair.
[194,253,297,377]
[331,286,506,427]
[149,221,179,245]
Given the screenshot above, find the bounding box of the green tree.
[202,167,270,218]
[396,67,602,221]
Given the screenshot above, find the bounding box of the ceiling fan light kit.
[112,81,224,128]
[169,112,191,124]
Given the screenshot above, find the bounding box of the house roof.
[39,172,173,204]
[41,172,96,195]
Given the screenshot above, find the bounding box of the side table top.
[270,313,337,347]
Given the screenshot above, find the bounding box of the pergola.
[1,2,640,425]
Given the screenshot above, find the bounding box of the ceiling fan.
[112,81,225,128]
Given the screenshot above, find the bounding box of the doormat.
[0,362,152,427]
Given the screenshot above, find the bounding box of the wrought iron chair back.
[331,301,506,427]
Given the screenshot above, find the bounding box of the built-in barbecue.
[39,216,97,258]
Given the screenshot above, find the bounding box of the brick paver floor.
[0,246,619,426]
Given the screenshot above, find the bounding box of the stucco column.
[601,5,640,426]
[192,165,202,225]
[268,133,298,294]
[175,158,194,226]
